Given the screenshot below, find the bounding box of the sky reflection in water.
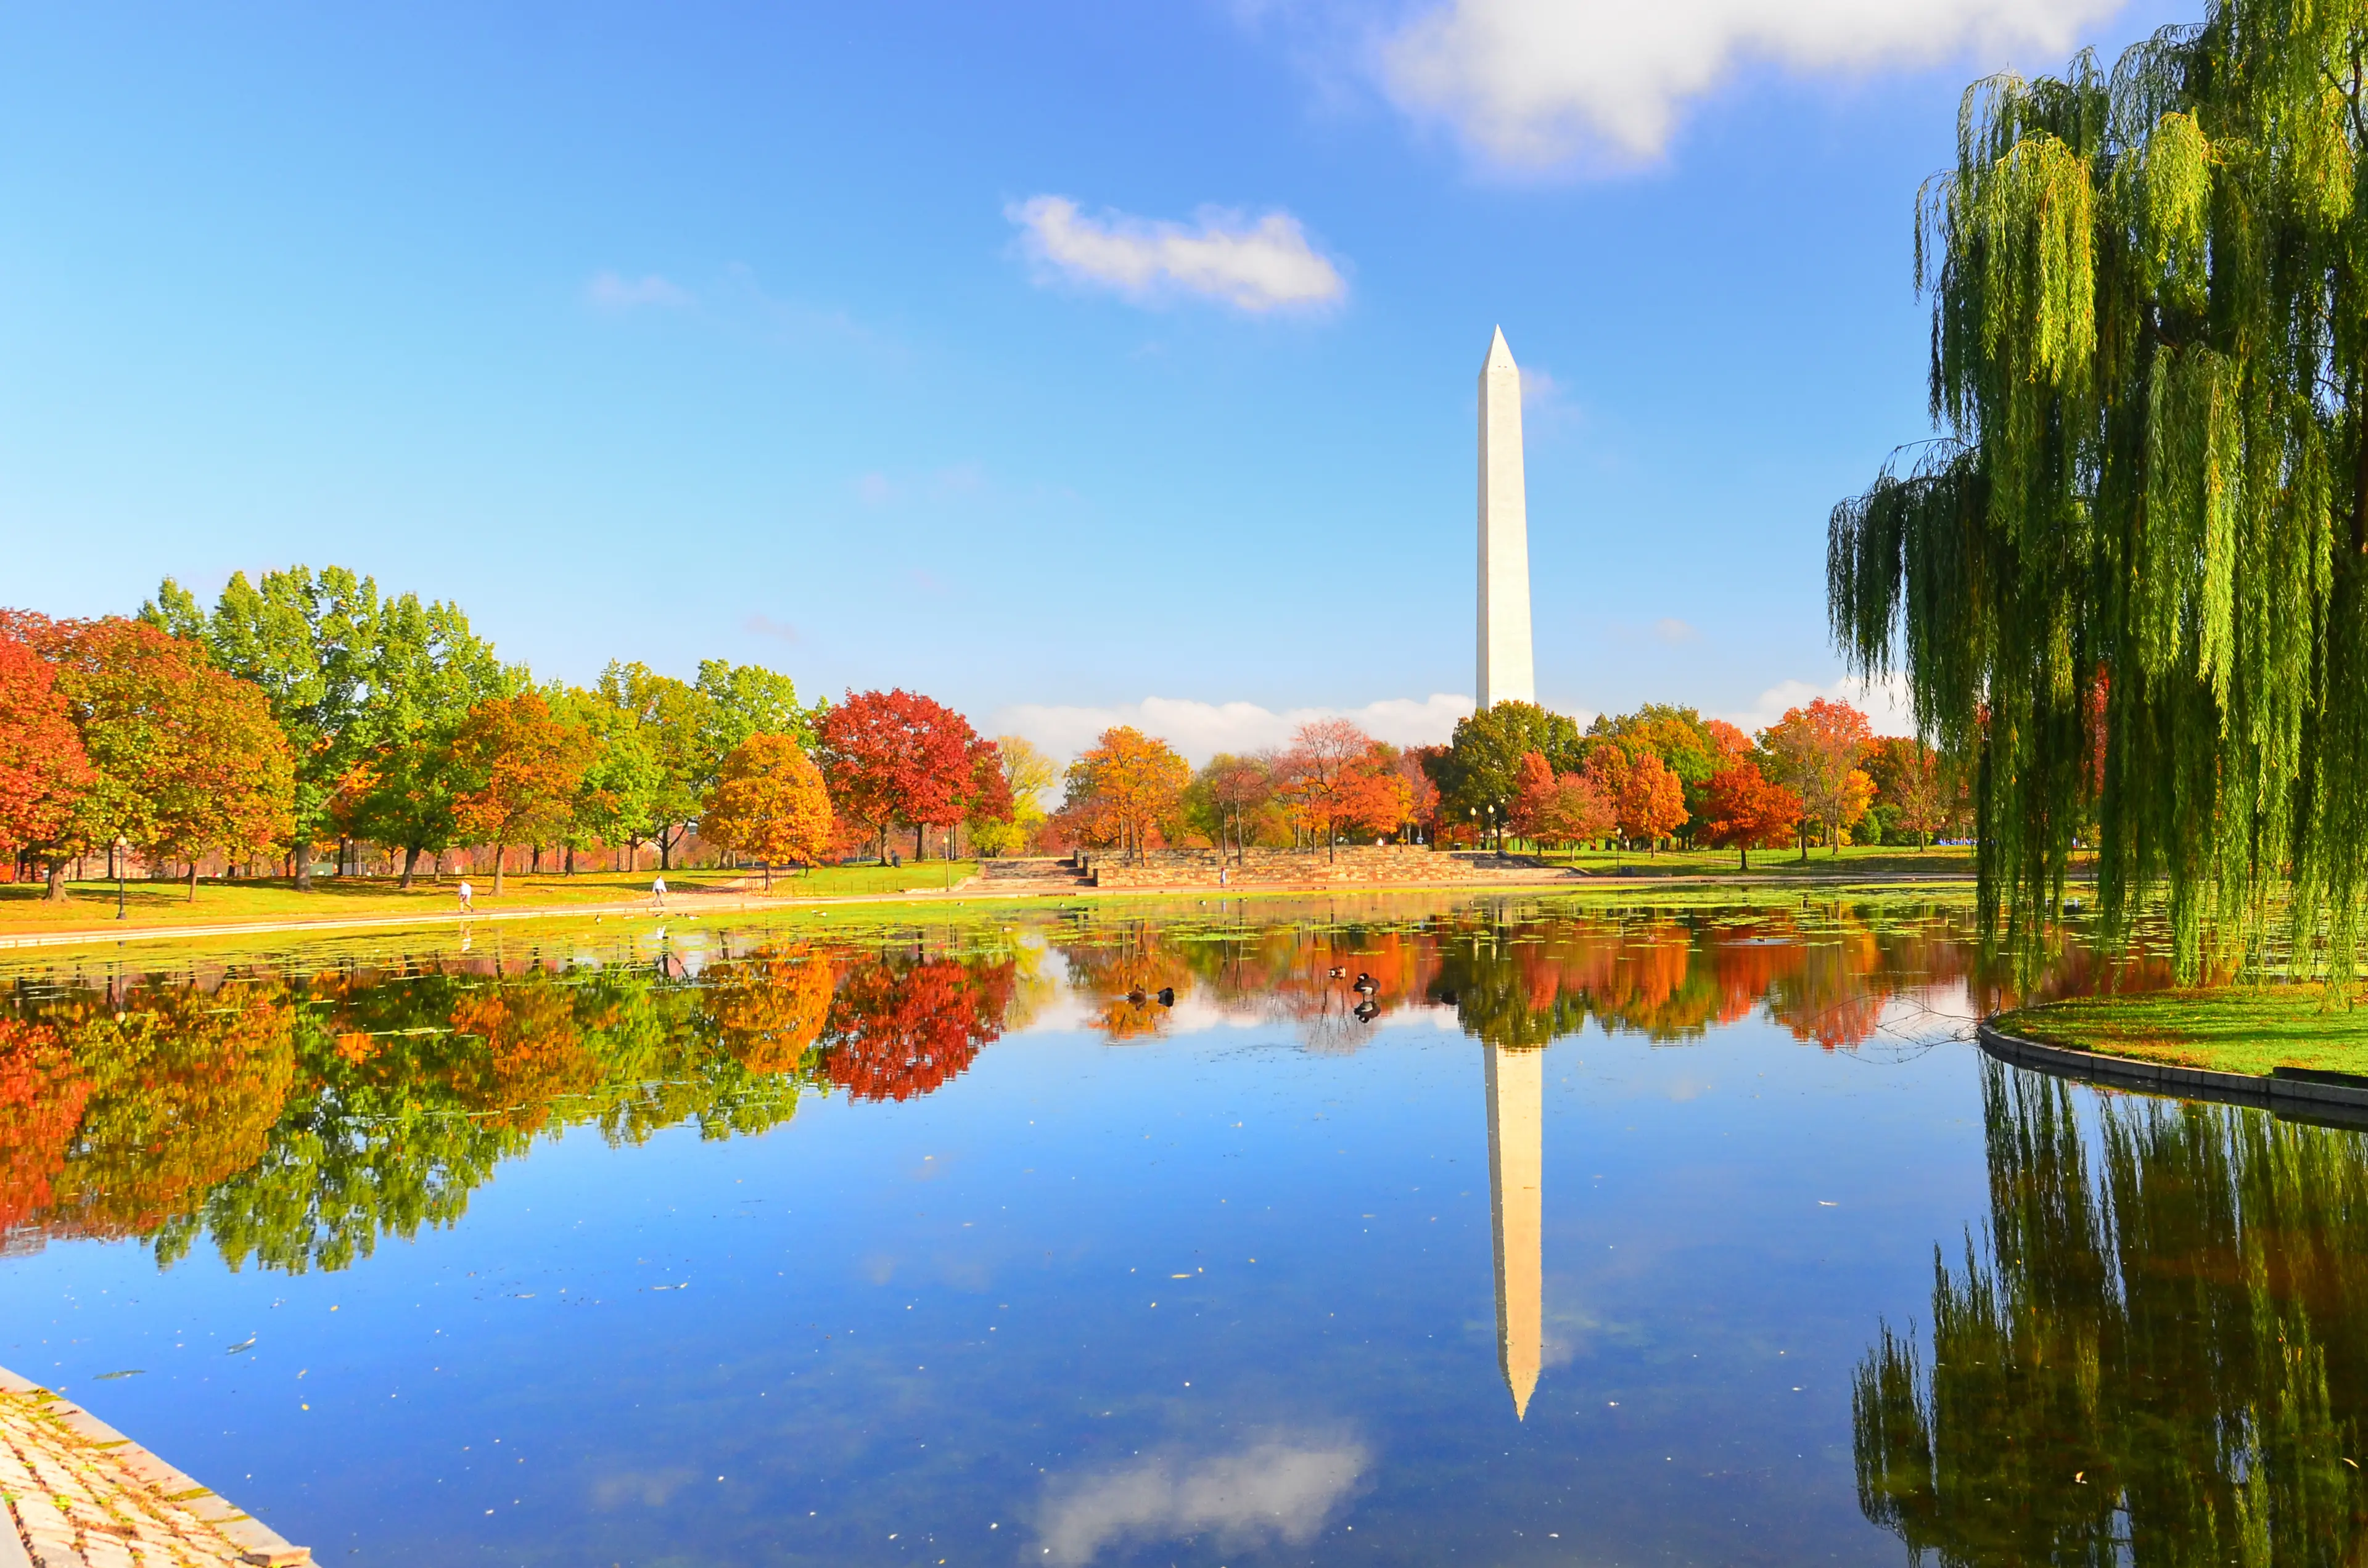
[0,896,2358,1566]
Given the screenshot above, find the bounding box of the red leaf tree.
[816,689,981,863]
[1508,750,1614,849]
[1702,763,1805,871]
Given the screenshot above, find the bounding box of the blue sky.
[0,1,2183,760]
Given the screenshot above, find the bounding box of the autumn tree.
[0,633,91,876]
[1063,726,1190,863]
[816,689,980,863]
[1428,700,1585,847]
[595,662,710,871]
[1396,746,1445,842]
[701,734,833,890]
[1590,705,1745,846]
[1761,699,1875,859]
[1508,751,1613,850]
[448,692,599,895]
[1703,763,1805,871]
[1275,720,1407,858]
[972,735,1055,856]
[345,594,513,886]
[1186,753,1276,863]
[21,618,296,899]
[146,566,382,889]
[1860,736,1951,848]
[1614,751,1689,852]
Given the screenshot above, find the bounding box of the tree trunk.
[565,846,575,875]
[659,825,675,871]
[916,824,926,863]
[187,861,198,901]
[294,841,313,891]
[763,861,773,892]
[44,860,67,901]
[400,845,421,889]
[1740,845,1749,871]
[494,844,507,897]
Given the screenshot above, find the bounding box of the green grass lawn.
[1532,842,1978,878]
[1998,986,2368,1078]
[0,861,982,933]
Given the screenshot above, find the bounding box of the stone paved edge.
[1976,1020,2368,1125]
[0,1365,310,1566]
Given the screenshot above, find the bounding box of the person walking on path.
[457,879,475,914]
[651,875,667,913]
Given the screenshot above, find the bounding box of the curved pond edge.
[1977,1020,2368,1131]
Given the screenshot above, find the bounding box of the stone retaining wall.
[1085,847,1511,888]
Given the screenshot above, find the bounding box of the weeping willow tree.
[1828,1,2368,980]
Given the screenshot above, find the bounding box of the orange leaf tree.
[1860,736,1950,847]
[448,692,599,895]
[1276,720,1408,859]
[1063,726,1190,862]
[700,733,834,890]
[1759,698,1874,858]
[0,633,91,877]
[1615,751,1690,853]
[1703,763,1805,871]
[19,615,296,899]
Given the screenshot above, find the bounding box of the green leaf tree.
[144,567,380,889]
[349,596,514,885]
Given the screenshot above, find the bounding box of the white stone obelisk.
[1478,327,1536,710]
[1486,1041,1543,1420]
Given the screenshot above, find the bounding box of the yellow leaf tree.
[701,733,833,890]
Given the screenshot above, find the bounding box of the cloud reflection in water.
[1035,1434,1368,1565]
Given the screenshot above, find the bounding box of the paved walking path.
[0,1366,308,1566]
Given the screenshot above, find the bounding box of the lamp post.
[114,837,127,921]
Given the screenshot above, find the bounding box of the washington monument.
[1478,327,1536,710]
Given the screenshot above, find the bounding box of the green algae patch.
[1999,986,2368,1078]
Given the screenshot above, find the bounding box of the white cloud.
[584,270,692,309]
[1651,617,1697,644]
[1375,0,2122,168]
[1720,673,1915,735]
[992,693,1473,768]
[1036,1436,1368,1566]
[1008,195,1347,313]
[741,612,799,645]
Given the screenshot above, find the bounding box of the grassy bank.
[0,863,982,934]
[1998,986,2368,1078]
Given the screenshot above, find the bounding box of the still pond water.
[0,895,2359,1566]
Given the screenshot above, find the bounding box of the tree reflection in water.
[0,936,1024,1274]
[0,900,2015,1279]
[1854,1062,2368,1566]
[1051,903,1984,1051]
